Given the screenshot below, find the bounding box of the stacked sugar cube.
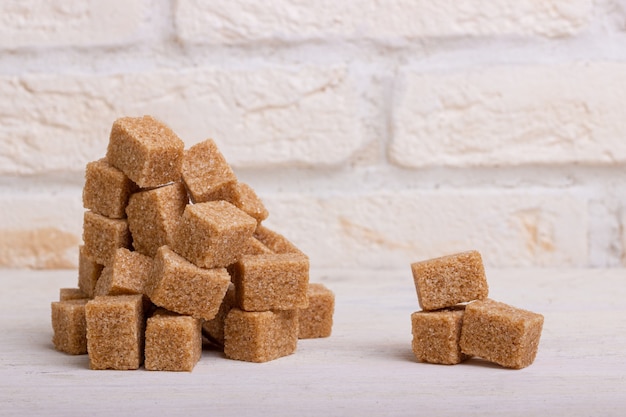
[51,115,335,371]
[409,250,544,369]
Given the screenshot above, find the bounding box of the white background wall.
[1,0,626,270]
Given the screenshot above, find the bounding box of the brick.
[390,64,626,168]
[261,191,588,269]
[0,66,359,175]
[0,1,142,49]
[175,0,590,44]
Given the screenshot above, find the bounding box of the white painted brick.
[175,0,590,44]
[0,66,361,175]
[390,63,626,168]
[0,1,143,48]
[262,190,588,269]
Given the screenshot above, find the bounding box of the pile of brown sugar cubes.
[410,250,544,369]
[50,115,335,371]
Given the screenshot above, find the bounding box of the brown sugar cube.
[224,308,298,363]
[298,283,335,339]
[85,294,145,370]
[411,250,488,311]
[78,245,103,297]
[411,306,470,365]
[253,224,305,255]
[126,182,188,257]
[459,299,544,369]
[221,182,269,223]
[181,139,238,203]
[83,159,136,219]
[145,309,202,372]
[82,211,131,266]
[94,248,153,297]
[202,283,236,347]
[172,201,257,269]
[231,253,309,312]
[106,115,184,188]
[51,299,88,355]
[59,288,88,301]
[242,237,273,256]
[146,246,231,320]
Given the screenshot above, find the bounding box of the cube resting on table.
[145,309,202,372]
[411,306,469,365]
[51,299,89,355]
[298,283,334,339]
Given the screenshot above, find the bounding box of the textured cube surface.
[231,253,309,312]
[145,309,202,372]
[411,307,469,365]
[181,139,238,203]
[51,299,88,355]
[411,250,488,311]
[85,294,145,370]
[94,248,153,296]
[78,244,103,297]
[202,283,236,347]
[83,158,136,219]
[172,201,257,268]
[107,115,184,188]
[253,224,304,255]
[82,211,131,266]
[126,182,188,257]
[224,308,298,363]
[59,288,88,301]
[146,246,231,320]
[298,283,334,339]
[460,299,544,369]
[224,182,269,223]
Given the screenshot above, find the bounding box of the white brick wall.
[1,0,624,269]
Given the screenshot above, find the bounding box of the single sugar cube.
[59,288,88,301]
[411,306,469,365]
[145,309,202,372]
[298,283,335,339]
[202,283,236,347]
[224,308,298,363]
[107,115,184,188]
[85,294,145,370]
[146,246,231,320]
[253,224,305,255]
[181,139,238,203]
[83,158,136,219]
[172,201,257,269]
[411,250,488,311]
[242,237,274,256]
[126,182,188,257]
[78,245,103,298]
[51,299,88,355]
[82,211,131,266]
[94,248,153,297]
[220,182,269,223]
[459,299,544,369]
[231,253,309,312]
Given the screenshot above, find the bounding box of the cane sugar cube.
[145,309,202,372]
[85,294,145,370]
[146,246,231,320]
[298,283,335,339]
[242,237,274,256]
[223,182,269,223]
[51,299,88,355]
[173,201,257,269]
[82,211,131,266]
[83,159,136,219]
[126,182,188,257]
[411,250,488,311]
[78,245,103,297]
[59,288,88,301]
[460,299,544,369]
[411,307,469,365]
[107,115,184,188]
[181,139,238,203]
[253,225,304,255]
[231,253,309,312]
[94,248,153,297]
[202,283,236,347]
[224,308,298,363]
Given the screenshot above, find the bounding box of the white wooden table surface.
[1,268,625,416]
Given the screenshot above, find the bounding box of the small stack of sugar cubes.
[410,250,544,369]
[51,115,335,371]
